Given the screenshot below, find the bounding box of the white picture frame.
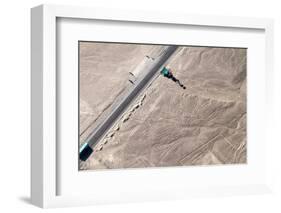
[31,4,274,208]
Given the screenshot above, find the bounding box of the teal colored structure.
[160,67,169,77]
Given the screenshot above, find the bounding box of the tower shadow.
[160,67,186,89]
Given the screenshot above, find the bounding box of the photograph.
[78,41,247,170]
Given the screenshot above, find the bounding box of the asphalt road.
[80,45,178,160]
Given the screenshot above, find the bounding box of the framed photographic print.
[31,4,274,208]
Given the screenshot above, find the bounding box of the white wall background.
[0,0,280,212]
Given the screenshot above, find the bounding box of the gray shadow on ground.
[18,196,31,205]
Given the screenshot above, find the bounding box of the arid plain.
[79,42,247,170]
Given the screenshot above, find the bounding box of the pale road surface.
[79,42,247,170]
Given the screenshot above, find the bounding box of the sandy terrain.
[79,43,247,170]
[79,42,157,143]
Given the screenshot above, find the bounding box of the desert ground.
[79,42,247,170]
[79,42,156,143]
